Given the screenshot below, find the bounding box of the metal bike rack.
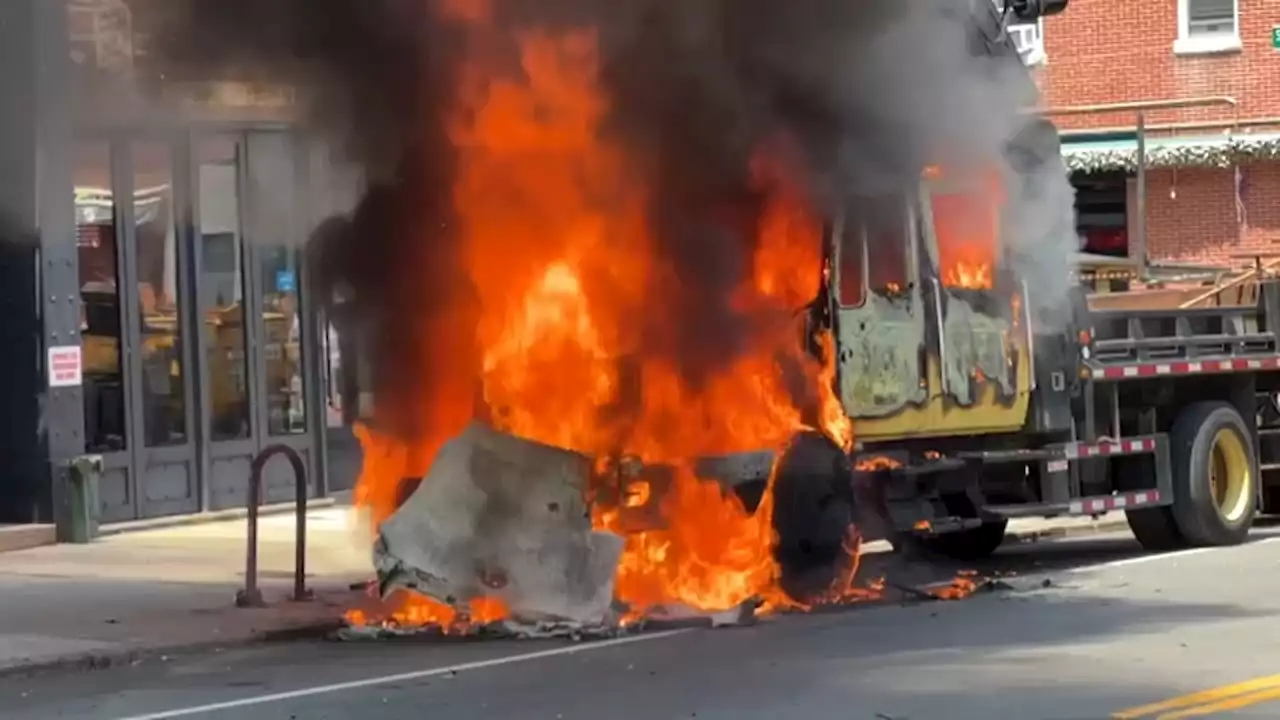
[235,444,315,608]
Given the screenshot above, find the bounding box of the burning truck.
[288,0,1090,634]
[162,0,1270,638]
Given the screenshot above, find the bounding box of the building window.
[1007,18,1046,66]
[1176,0,1241,55]
[990,0,1046,65]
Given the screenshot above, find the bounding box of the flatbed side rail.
[880,434,1172,535]
[882,435,1172,528]
[1087,303,1277,364]
[1084,355,1280,381]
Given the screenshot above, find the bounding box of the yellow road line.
[1112,674,1280,719]
[1157,686,1280,719]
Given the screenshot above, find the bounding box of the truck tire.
[1167,401,1258,546]
[771,431,856,603]
[1125,506,1184,550]
[918,520,1009,561]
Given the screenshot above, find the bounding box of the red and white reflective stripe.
[1069,490,1161,515]
[1062,437,1156,459]
[1090,356,1280,380]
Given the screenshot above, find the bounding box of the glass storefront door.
[196,131,317,510]
[74,129,318,521]
[75,137,199,522]
[125,140,200,517]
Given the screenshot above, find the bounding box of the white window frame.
[1007,16,1047,66]
[1175,0,1242,56]
[990,0,1047,66]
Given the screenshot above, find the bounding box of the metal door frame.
[90,136,133,521]
[75,132,202,521]
[243,131,318,499]
[192,131,261,509]
[191,129,320,509]
[115,135,201,518]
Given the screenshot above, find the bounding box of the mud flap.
[373,422,625,625]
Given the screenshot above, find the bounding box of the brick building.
[1011,0,1280,266]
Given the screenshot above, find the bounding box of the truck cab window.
[837,213,866,307]
[930,175,1001,291]
[864,197,909,296]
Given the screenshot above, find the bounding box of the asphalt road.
[8,524,1280,720]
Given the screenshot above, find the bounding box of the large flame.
[349,3,856,628]
[930,168,1004,291]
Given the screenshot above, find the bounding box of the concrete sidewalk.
[0,506,375,675]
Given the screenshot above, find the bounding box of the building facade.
[1022,0,1280,266]
[0,0,363,530]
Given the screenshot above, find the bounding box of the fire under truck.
[591,0,1280,600]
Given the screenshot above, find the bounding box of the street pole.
[1134,111,1148,280]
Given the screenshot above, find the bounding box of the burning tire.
[1166,401,1257,546]
[770,430,857,602]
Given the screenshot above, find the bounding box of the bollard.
[62,455,103,544]
[235,444,315,608]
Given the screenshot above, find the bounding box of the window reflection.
[133,142,187,446]
[197,138,252,441]
[76,141,127,453]
[261,247,306,435]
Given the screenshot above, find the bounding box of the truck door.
[918,168,1031,432]
[829,175,1032,441]
[830,194,929,420]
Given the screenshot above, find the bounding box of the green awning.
[1059,132,1280,174]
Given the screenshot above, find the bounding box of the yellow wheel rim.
[1208,428,1252,523]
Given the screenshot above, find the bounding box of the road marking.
[1069,546,1216,573]
[1070,535,1280,575]
[1112,674,1280,719]
[110,629,691,720]
[1156,685,1280,718]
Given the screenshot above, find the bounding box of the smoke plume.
[150,0,1080,442]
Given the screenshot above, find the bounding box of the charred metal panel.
[940,294,1015,406]
[838,293,928,419]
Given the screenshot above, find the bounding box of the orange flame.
[349,6,859,628]
[931,168,1004,291]
[855,455,902,472]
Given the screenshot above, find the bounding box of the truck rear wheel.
[1125,506,1184,550]
[1166,401,1257,546]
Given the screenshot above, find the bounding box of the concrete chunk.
[374,422,624,626]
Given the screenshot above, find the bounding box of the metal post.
[1110,384,1122,440]
[235,458,264,604]
[1134,111,1148,279]
[235,443,314,608]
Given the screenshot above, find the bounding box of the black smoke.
[147,0,1065,443]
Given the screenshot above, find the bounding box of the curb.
[97,497,340,537]
[0,524,56,553]
[1005,517,1131,543]
[0,618,345,680]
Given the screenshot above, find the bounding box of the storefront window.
[75,141,127,453]
[197,138,252,441]
[133,142,186,446]
[261,246,306,435]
